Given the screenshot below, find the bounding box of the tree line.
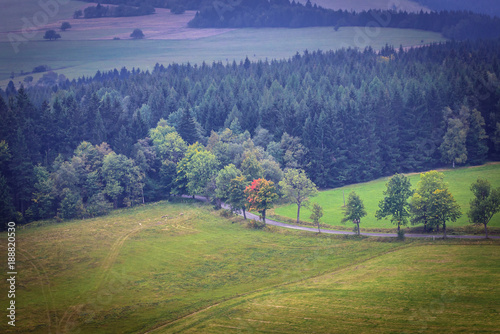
[187,0,500,40]
[75,3,155,19]
[1,39,500,227]
[343,172,500,239]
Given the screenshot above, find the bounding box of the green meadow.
[274,163,500,230]
[1,200,498,333]
[164,243,500,333]
[0,200,402,333]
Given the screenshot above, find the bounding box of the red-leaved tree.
[244,178,278,225]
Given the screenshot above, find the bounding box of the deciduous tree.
[130,28,145,39]
[428,188,461,238]
[376,174,413,232]
[310,203,323,233]
[341,191,366,235]
[279,168,317,223]
[245,178,278,225]
[43,30,61,40]
[215,164,241,202]
[228,175,249,219]
[410,170,445,232]
[468,178,500,238]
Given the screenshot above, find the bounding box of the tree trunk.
[484,223,488,239]
[296,203,301,224]
[453,160,455,168]
[443,222,447,239]
[242,208,247,220]
[357,221,360,235]
[397,223,400,233]
[318,222,321,233]
[262,209,266,225]
[424,221,427,232]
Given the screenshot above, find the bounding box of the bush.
[33,65,49,73]
[219,209,234,218]
[43,30,61,41]
[130,28,145,39]
[61,22,71,31]
[246,219,265,229]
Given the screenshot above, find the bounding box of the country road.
[184,195,500,239]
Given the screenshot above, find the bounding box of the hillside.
[1,200,499,333]
[0,200,402,333]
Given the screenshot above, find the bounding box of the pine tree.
[177,108,199,144]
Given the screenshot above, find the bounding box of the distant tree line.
[78,3,155,19]
[413,0,500,18]
[187,0,500,40]
[1,39,500,227]
[79,0,208,12]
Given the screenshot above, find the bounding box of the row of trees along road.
[342,172,500,238]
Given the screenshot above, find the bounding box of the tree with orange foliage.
[244,178,278,225]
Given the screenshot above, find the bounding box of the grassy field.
[0,199,404,333]
[163,243,500,333]
[274,163,500,230]
[1,199,499,333]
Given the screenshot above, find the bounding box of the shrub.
[219,209,234,218]
[130,28,144,39]
[61,22,71,31]
[246,219,265,229]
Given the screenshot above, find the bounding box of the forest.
[187,0,500,40]
[80,3,155,18]
[1,38,499,227]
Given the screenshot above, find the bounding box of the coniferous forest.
[1,39,500,228]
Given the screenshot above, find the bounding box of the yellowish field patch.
[0,4,233,42]
[298,0,429,12]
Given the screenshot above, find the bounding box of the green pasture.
[0,200,402,333]
[1,27,446,88]
[164,243,500,333]
[274,163,500,230]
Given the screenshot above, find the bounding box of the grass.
[274,163,500,230]
[0,199,403,333]
[1,199,498,333]
[163,242,500,333]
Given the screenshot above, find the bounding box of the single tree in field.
[228,175,249,219]
[468,178,500,238]
[341,191,366,236]
[428,188,461,238]
[279,168,318,224]
[130,28,145,39]
[310,203,323,233]
[410,170,451,233]
[43,30,61,41]
[245,178,278,225]
[60,22,71,31]
[376,174,413,232]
